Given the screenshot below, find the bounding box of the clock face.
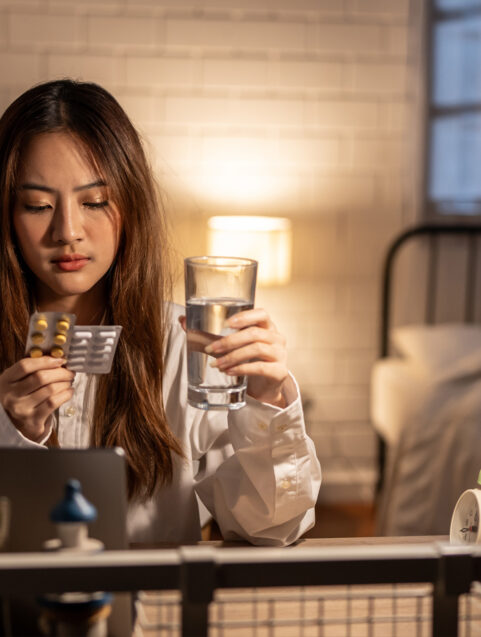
[450,489,481,544]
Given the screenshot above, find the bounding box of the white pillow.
[391,323,481,372]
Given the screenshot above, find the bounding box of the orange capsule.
[34,318,48,331]
[56,319,70,333]
[31,332,45,345]
[53,333,67,345]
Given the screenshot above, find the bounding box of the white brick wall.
[87,17,159,47]
[165,19,307,50]
[9,13,80,45]
[0,0,420,503]
[126,56,201,86]
[49,54,121,85]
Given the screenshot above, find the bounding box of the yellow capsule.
[53,333,67,345]
[31,332,45,345]
[29,347,43,358]
[50,346,64,358]
[56,319,70,333]
[34,318,48,331]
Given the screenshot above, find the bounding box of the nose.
[51,199,84,245]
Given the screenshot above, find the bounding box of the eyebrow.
[19,180,107,193]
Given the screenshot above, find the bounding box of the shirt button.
[280,479,291,490]
[65,406,76,417]
[277,424,288,432]
[258,422,268,431]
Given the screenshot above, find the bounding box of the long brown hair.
[0,79,183,499]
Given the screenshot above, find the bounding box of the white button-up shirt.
[0,304,321,546]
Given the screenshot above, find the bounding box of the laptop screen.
[0,447,131,637]
[0,447,128,552]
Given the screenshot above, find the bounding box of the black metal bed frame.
[381,222,481,357]
[377,222,481,493]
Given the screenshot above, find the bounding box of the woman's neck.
[37,299,105,325]
[35,284,107,325]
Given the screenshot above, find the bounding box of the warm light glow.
[187,139,294,208]
[198,165,281,205]
[207,216,292,286]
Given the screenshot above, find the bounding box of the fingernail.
[228,316,239,326]
[209,360,218,368]
[205,344,214,354]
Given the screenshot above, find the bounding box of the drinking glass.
[185,256,257,410]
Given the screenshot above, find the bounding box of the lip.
[51,254,91,272]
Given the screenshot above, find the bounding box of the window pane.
[429,113,481,214]
[435,0,481,11]
[433,16,481,106]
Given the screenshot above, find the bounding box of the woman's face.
[13,132,122,311]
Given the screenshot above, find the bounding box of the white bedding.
[371,359,429,447]
[371,323,481,536]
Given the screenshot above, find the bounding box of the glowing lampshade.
[207,216,292,286]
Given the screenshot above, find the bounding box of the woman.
[0,79,321,546]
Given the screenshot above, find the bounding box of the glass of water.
[185,256,257,410]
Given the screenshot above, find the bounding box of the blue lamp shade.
[50,479,97,523]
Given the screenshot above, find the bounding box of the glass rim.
[185,256,258,268]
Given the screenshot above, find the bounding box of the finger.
[224,360,288,383]
[16,386,74,440]
[14,381,74,414]
[187,328,221,354]
[34,386,75,421]
[178,315,186,332]
[15,367,75,396]
[212,342,286,371]
[226,308,273,330]
[205,326,283,356]
[6,356,67,383]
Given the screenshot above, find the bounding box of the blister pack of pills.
[67,325,122,373]
[25,312,76,360]
[25,312,122,374]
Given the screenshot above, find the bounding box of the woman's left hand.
[181,309,288,408]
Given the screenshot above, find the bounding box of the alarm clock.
[449,470,481,544]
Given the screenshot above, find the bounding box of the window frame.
[423,0,481,220]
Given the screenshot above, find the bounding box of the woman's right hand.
[0,357,75,443]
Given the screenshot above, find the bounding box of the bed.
[371,223,481,536]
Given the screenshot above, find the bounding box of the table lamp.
[207,216,292,286]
